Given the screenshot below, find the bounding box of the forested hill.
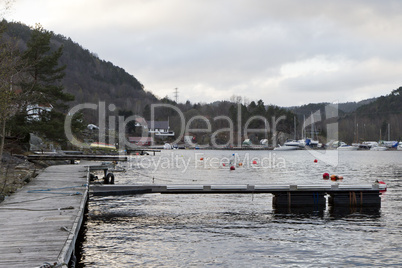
[356,87,402,115]
[5,21,158,114]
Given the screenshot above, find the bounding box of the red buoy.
[314,159,318,163]
[230,166,235,170]
[377,180,387,191]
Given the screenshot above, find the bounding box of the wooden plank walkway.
[27,154,127,163]
[0,164,89,268]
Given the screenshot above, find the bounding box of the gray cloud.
[7,0,402,105]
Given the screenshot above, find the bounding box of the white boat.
[337,144,358,151]
[284,139,305,148]
[383,141,399,148]
[163,143,172,149]
[362,141,378,148]
[397,143,402,151]
[305,138,320,148]
[328,141,346,149]
[273,145,299,151]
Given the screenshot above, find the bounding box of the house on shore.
[146,120,175,138]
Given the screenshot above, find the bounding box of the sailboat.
[274,116,302,150]
[371,124,397,151]
[304,112,321,148]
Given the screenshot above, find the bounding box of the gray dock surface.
[0,164,88,268]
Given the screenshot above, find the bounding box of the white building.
[146,121,175,137]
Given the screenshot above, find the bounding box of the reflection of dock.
[90,184,384,208]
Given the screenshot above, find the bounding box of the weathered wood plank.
[27,154,127,162]
[0,164,89,268]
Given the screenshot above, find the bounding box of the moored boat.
[337,144,358,150]
[273,145,299,151]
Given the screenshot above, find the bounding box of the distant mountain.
[4,21,158,120]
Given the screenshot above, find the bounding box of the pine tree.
[10,24,77,147]
[20,24,73,108]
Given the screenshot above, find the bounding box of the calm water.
[78,150,402,267]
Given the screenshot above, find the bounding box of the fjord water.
[78,150,402,267]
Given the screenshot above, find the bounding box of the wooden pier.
[0,164,89,268]
[90,183,385,208]
[126,148,161,155]
[27,154,128,164]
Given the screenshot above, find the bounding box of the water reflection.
[273,206,326,218]
[328,206,381,219]
[273,205,381,219]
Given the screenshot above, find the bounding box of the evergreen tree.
[20,24,73,107]
[10,24,77,147]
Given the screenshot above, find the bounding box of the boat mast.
[388,123,390,141]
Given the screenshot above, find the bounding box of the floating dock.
[90,183,385,208]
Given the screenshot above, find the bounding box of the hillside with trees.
[339,87,402,143]
[4,20,158,123]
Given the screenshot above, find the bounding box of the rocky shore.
[0,152,41,202]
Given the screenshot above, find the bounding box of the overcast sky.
[4,0,402,106]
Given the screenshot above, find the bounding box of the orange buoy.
[238,162,243,166]
[330,175,338,181]
[200,157,204,160]
[230,166,235,170]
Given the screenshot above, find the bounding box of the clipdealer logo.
[64,102,339,167]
